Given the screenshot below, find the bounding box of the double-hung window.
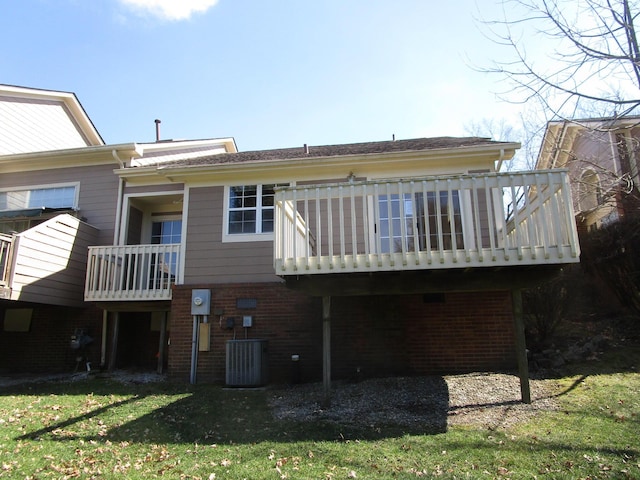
[225,184,284,241]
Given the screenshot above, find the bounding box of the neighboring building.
[0,85,236,372]
[536,117,640,230]
[1,85,581,402]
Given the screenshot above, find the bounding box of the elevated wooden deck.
[274,170,580,280]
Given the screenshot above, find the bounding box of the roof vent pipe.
[304,143,309,154]
[392,134,395,141]
[155,119,161,142]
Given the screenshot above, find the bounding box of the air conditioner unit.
[225,339,268,387]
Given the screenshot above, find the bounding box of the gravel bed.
[269,373,560,431]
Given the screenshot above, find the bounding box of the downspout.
[190,315,200,384]
[495,148,506,172]
[106,150,126,370]
[111,150,126,244]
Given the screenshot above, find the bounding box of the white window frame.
[222,184,279,243]
[0,182,80,212]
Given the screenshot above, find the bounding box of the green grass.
[1,348,638,479]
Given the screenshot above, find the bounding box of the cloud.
[118,0,219,21]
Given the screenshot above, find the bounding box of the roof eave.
[116,142,520,184]
[0,143,143,173]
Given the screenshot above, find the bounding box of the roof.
[547,115,640,128]
[536,115,640,170]
[158,136,515,168]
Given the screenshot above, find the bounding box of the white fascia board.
[0,143,142,173]
[136,137,238,154]
[117,142,520,186]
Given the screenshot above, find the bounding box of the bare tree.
[482,0,640,119]
[464,113,547,171]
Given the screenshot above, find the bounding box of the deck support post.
[157,312,168,374]
[512,289,531,404]
[322,296,331,408]
[108,312,120,372]
[100,310,108,367]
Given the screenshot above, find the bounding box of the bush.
[523,271,569,350]
[580,216,640,316]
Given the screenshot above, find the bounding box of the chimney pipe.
[304,143,309,154]
[154,119,161,142]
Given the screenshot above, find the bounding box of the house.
[1,85,581,404]
[0,85,236,372]
[536,116,640,231]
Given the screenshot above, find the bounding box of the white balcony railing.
[85,243,181,301]
[274,170,580,275]
[0,233,14,288]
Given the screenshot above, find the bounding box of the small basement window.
[3,308,33,332]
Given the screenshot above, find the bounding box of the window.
[579,170,602,212]
[0,185,77,211]
[378,193,416,253]
[226,184,281,237]
[378,191,463,253]
[0,184,79,234]
[151,219,182,244]
[149,219,182,289]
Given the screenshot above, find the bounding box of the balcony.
[85,244,181,301]
[274,170,580,277]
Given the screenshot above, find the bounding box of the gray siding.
[10,214,98,306]
[0,164,118,245]
[184,186,279,284]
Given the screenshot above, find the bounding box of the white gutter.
[495,148,506,172]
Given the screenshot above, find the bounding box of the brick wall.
[169,283,322,383]
[169,284,516,384]
[0,304,104,373]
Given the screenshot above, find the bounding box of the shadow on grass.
[9,376,449,445]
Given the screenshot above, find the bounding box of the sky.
[1,0,530,152]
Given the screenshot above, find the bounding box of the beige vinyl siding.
[9,214,98,306]
[184,186,279,284]
[0,164,118,245]
[0,96,91,154]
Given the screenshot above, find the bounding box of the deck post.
[322,296,331,408]
[512,289,531,403]
[108,311,120,372]
[157,312,168,374]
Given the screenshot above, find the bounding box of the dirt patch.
[269,373,559,431]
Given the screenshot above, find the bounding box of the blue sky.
[1,0,527,151]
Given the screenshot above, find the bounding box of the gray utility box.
[225,339,268,387]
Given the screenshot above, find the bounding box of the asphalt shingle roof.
[157,136,512,168]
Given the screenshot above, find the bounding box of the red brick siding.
[169,283,322,383]
[168,284,516,384]
[0,304,104,373]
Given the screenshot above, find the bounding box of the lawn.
[0,347,638,479]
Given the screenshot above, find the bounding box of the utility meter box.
[191,289,211,315]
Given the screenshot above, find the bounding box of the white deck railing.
[0,233,14,287]
[85,244,181,301]
[274,170,580,275]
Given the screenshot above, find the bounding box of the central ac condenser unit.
[225,339,268,387]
